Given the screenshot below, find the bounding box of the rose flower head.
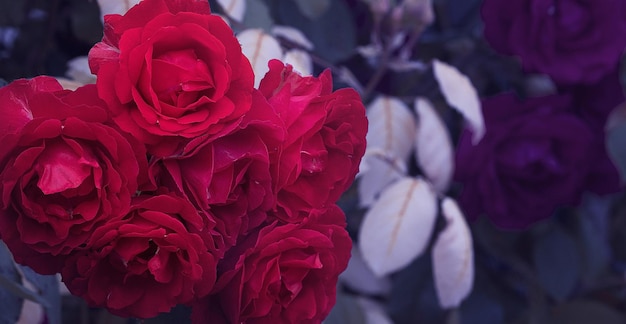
[153,90,285,255]
[455,93,595,229]
[0,76,144,274]
[191,205,351,324]
[89,0,254,156]
[481,0,626,85]
[62,193,217,319]
[259,60,368,223]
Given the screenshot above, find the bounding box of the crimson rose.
[259,60,367,223]
[0,77,143,274]
[153,90,284,254]
[191,205,351,324]
[62,193,217,318]
[455,93,595,229]
[89,0,254,156]
[482,0,626,85]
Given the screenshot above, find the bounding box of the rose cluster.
[0,0,366,322]
[455,0,625,229]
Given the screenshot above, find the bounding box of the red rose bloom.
[259,60,367,222]
[89,0,254,156]
[0,77,143,274]
[62,193,217,319]
[152,90,284,254]
[191,205,352,324]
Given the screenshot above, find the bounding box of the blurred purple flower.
[567,71,625,194]
[481,0,626,85]
[455,93,595,229]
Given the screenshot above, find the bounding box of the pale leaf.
[237,29,283,87]
[66,56,96,85]
[55,78,83,91]
[357,149,406,207]
[432,60,484,143]
[283,49,313,76]
[359,177,438,276]
[366,96,417,162]
[414,98,454,193]
[357,298,395,324]
[271,25,314,50]
[432,198,474,309]
[16,279,43,324]
[97,0,141,20]
[217,0,246,22]
[340,247,392,296]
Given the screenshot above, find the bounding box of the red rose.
[0,77,143,274]
[191,205,352,324]
[259,60,367,222]
[62,193,217,319]
[89,0,254,156]
[152,90,284,254]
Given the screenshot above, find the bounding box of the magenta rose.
[455,93,595,229]
[89,0,254,156]
[153,90,285,254]
[191,205,352,324]
[259,60,368,223]
[482,0,626,85]
[62,193,217,319]
[0,77,143,274]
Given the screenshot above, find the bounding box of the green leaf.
[532,225,580,302]
[276,0,356,63]
[552,301,625,324]
[291,0,330,19]
[606,103,626,183]
[324,292,366,324]
[242,0,273,32]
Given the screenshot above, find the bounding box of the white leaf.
[55,78,83,91]
[283,49,313,76]
[271,25,314,50]
[414,98,454,193]
[359,177,438,276]
[66,56,96,85]
[217,0,246,22]
[237,29,284,87]
[357,298,395,324]
[97,0,141,20]
[432,60,484,143]
[366,96,417,162]
[357,149,406,207]
[15,266,44,324]
[432,198,474,309]
[17,280,44,324]
[340,246,392,296]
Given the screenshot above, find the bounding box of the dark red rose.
[0,77,143,274]
[153,90,284,254]
[62,193,217,319]
[259,60,367,223]
[482,0,626,85]
[191,205,352,324]
[455,93,595,229]
[89,0,254,156]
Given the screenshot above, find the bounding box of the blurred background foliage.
[0,0,625,323]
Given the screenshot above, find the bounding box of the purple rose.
[481,0,626,85]
[568,71,625,194]
[455,93,595,229]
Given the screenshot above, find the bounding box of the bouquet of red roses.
[0,0,367,322]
